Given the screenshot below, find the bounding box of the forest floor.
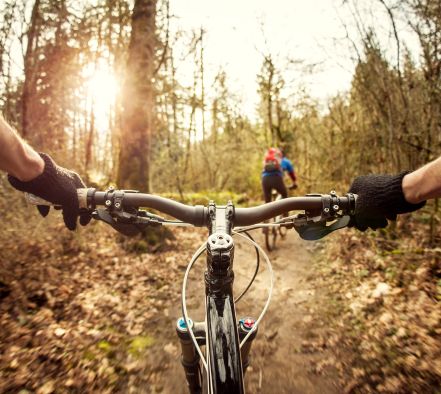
[0,193,440,393]
[0,210,351,394]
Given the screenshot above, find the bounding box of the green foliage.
[357,268,370,278]
[128,335,155,357]
[97,340,113,353]
[119,227,175,254]
[160,191,249,206]
[83,349,97,361]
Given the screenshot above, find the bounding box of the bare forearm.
[403,156,441,203]
[0,115,44,181]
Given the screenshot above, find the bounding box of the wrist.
[14,146,45,182]
[402,172,424,204]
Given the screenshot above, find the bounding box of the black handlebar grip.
[192,205,207,227]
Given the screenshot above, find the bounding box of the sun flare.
[85,63,119,131]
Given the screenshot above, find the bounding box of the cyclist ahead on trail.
[261,147,297,203]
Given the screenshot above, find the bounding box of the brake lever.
[92,208,164,236]
[293,215,351,241]
[92,209,143,236]
[24,193,62,208]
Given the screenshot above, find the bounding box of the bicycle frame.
[204,201,244,393]
[178,201,246,393]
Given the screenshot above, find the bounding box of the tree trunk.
[117,0,156,191]
[21,0,41,140]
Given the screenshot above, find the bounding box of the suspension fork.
[176,318,206,394]
[238,317,258,373]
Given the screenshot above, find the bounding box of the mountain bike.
[26,188,356,394]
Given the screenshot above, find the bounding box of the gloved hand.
[348,172,426,231]
[289,183,298,190]
[8,153,91,230]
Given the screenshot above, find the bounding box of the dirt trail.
[155,231,344,394]
[235,232,343,393]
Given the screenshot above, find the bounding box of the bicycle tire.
[202,369,208,394]
[278,224,287,238]
[264,218,277,251]
[204,292,245,393]
[274,193,288,241]
[265,192,282,251]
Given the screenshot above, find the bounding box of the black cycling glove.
[8,153,91,230]
[348,172,426,231]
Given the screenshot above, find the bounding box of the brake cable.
[181,232,274,371]
[233,230,260,304]
[232,231,274,348]
[181,242,208,371]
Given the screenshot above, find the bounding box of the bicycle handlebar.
[26,188,356,228]
[81,188,355,227]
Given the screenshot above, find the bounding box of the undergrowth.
[321,203,441,393]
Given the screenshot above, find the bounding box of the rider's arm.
[287,170,297,183]
[348,164,431,231]
[0,114,91,230]
[402,156,441,203]
[0,114,44,181]
[281,158,297,183]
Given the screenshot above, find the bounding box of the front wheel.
[278,224,287,238]
[205,294,245,393]
[264,221,277,251]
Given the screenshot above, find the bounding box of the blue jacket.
[262,157,295,178]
